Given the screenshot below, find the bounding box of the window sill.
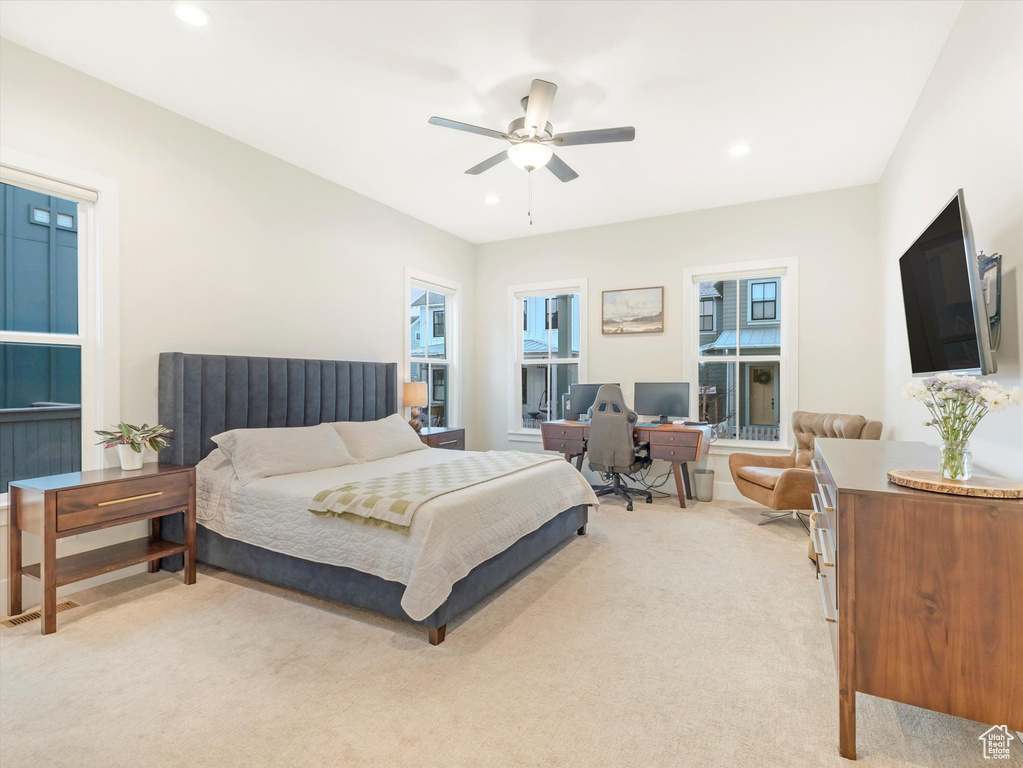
[707,440,791,456]
[507,431,543,444]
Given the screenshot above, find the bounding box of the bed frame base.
[160,504,588,645]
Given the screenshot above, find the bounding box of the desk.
[540,420,709,508]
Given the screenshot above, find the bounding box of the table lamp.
[403,381,428,433]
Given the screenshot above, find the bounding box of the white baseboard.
[1,565,147,620]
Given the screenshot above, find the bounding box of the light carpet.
[0,498,1013,768]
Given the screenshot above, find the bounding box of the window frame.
[0,149,121,511]
[747,278,780,324]
[699,298,716,333]
[682,259,797,452]
[508,278,587,439]
[405,269,460,429]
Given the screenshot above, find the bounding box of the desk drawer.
[649,444,693,461]
[542,425,585,440]
[818,571,840,674]
[552,438,585,455]
[57,474,190,531]
[646,431,700,447]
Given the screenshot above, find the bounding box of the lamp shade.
[403,381,428,408]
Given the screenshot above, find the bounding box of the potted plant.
[95,422,174,471]
[901,374,1021,480]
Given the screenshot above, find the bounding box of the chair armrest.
[728,451,794,473]
[772,468,816,510]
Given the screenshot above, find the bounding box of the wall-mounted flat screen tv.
[898,189,996,375]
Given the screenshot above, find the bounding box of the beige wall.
[878,0,1023,480]
[0,40,476,614]
[474,185,883,495]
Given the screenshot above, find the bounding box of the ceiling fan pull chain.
[528,170,534,226]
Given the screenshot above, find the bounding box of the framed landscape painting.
[602,286,664,334]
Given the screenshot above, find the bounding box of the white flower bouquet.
[901,373,1022,480]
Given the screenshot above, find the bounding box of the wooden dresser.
[812,439,1023,759]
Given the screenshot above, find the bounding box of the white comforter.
[196,448,598,621]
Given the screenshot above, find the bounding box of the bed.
[156,352,594,644]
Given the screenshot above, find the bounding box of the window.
[544,298,558,330]
[684,260,797,447]
[748,279,779,322]
[699,298,715,332]
[512,280,586,432]
[407,273,458,428]
[0,178,98,501]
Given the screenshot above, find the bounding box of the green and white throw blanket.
[309,451,561,533]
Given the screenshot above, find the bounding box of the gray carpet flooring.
[1,498,1014,767]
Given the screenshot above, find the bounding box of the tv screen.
[898,190,993,375]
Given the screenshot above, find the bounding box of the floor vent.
[2,601,80,628]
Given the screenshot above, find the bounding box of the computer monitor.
[634,382,690,423]
[568,383,619,420]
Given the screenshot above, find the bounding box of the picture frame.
[601,286,664,335]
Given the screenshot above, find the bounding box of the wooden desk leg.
[7,487,22,617]
[184,477,197,585]
[575,453,584,472]
[672,462,686,509]
[681,462,694,500]
[41,494,57,635]
[149,516,161,573]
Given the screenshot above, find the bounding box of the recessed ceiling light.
[484,194,500,205]
[173,3,211,27]
[729,143,751,157]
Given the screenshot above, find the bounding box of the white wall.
[474,185,883,497]
[878,0,1023,480]
[0,40,476,615]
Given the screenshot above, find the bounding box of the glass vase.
[939,440,972,481]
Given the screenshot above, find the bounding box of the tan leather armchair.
[729,412,882,556]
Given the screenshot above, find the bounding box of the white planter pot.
[117,444,145,471]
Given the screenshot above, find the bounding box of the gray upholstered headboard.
[158,352,398,466]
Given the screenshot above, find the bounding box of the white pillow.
[331,413,429,463]
[211,423,358,485]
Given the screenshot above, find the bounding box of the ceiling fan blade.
[546,153,579,183]
[552,127,636,146]
[524,79,557,137]
[465,150,509,175]
[429,116,509,141]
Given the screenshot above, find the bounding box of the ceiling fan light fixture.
[507,141,553,171]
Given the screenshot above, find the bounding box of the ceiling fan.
[428,79,635,182]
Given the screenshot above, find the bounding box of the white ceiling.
[0,0,962,244]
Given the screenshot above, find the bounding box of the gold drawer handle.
[811,458,822,476]
[97,491,163,507]
[818,573,837,623]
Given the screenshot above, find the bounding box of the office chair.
[586,384,653,511]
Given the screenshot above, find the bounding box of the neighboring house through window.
[0,165,115,505]
[684,260,797,447]
[512,280,587,432]
[407,272,459,428]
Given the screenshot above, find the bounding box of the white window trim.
[0,147,121,516]
[508,278,588,438]
[746,276,781,326]
[682,259,797,451]
[404,268,460,429]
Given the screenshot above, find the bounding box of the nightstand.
[419,427,465,450]
[7,463,196,634]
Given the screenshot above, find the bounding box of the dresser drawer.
[57,473,190,531]
[818,571,840,674]
[646,430,700,447]
[551,438,585,455]
[812,491,834,537]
